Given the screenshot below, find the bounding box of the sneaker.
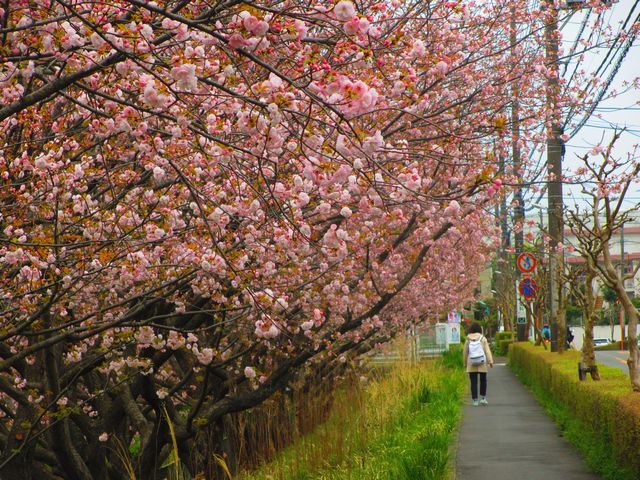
[472,399,479,406]
[479,398,488,406]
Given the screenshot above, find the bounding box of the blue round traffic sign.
[518,278,538,298]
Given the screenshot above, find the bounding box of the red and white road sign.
[516,253,537,273]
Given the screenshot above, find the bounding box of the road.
[595,350,629,372]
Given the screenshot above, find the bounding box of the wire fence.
[367,324,453,364]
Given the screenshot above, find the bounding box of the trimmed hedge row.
[494,331,514,341]
[493,331,514,356]
[509,342,640,477]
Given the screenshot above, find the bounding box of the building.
[564,223,640,298]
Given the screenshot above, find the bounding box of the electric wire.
[564,0,640,137]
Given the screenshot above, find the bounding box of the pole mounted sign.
[518,277,538,299]
[516,252,537,273]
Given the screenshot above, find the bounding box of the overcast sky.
[523,0,640,223]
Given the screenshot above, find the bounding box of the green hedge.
[493,331,514,356]
[495,339,514,356]
[495,331,514,341]
[509,343,640,479]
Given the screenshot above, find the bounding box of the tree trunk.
[602,240,640,390]
[556,267,567,353]
[532,298,543,346]
[581,268,600,380]
[610,308,615,342]
[619,293,640,390]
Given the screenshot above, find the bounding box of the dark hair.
[469,322,483,334]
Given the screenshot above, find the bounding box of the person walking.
[463,322,494,406]
[541,324,551,343]
[566,326,575,349]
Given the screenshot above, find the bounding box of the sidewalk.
[455,359,600,480]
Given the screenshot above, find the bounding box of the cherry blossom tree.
[563,245,601,379]
[567,131,640,389]
[0,0,557,477]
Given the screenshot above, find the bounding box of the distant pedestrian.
[541,324,551,343]
[463,322,494,406]
[566,326,575,349]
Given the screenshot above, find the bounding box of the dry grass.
[236,340,465,480]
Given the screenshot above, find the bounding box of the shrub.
[442,344,463,369]
[492,331,514,356]
[495,331,514,341]
[509,342,640,479]
[495,339,514,356]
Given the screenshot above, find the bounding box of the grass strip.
[510,361,634,480]
[239,348,466,480]
[319,365,465,480]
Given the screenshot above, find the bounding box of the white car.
[593,338,611,347]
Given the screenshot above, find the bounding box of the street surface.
[456,360,600,480]
[595,350,629,373]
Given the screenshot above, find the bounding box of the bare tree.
[562,247,601,379]
[567,131,640,389]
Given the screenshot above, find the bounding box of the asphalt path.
[595,350,629,372]
[456,360,600,480]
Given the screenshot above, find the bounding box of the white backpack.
[468,336,486,366]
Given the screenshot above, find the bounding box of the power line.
[523,2,640,209]
[562,8,592,81]
[564,0,640,138]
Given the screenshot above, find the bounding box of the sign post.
[515,280,527,325]
[516,253,537,340]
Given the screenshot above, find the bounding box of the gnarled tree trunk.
[602,246,640,390]
[581,265,600,380]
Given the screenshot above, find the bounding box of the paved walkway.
[455,360,600,480]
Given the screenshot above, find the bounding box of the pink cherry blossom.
[228,33,248,50]
[0,0,618,476]
[171,64,198,91]
[444,200,461,217]
[334,1,356,21]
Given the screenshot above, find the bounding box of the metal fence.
[367,324,450,364]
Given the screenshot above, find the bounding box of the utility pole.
[497,154,512,332]
[545,0,565,353]
[511,4,527,341]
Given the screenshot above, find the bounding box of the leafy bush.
[495,339,514,356]
[509,343,639,479]
[492,331,514,356]
[495,331,515,341]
